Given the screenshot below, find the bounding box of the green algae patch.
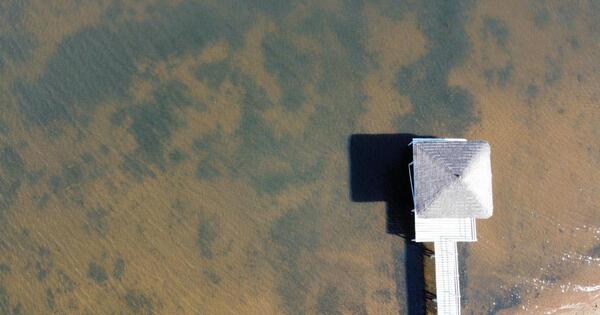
[196,214,219,259]
[112,257,125,280]
[481,17,509,48]
[124,290,156,315]
[395,0,477,136]
[262,34,313,110]
[87,261,108,284]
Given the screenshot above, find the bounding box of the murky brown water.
[0,0,598,314]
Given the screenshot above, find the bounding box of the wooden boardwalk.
[434,240,461,315]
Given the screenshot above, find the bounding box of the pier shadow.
[349,133,433,315]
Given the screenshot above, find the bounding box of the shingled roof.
[412,139,493,218]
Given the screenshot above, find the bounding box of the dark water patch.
[298,3,369,98]
[317,286,342,315]
[46,288,55,310]
[192,131,222,153]
[376,262,391,277]
[544,56,562,85]
[589,244,600,257]
[49,162,84,194]
[99,144,109,155]
[122,154,156,181]
[0,146,25,179]
[61,163,83,187]
[233,80,329,195]
[0,0,35,71]
[122,81,197,170]
[0,0,37,72]
[239,73,274,110]
[274,261,314,314]
[16,1,249,126]
[488,285,523,314]
[33,193,50,209]
[0,34,35,63]
[230,96,314,194]
[234,103,279,163]
[348,304,368,315]
[481,17,509,48]
[262,34,314,110]
[124,290,155,315]
[0,285,23,315]
[190,68,319,190]
[0,264,10,275]
[271,205,319,256]
[26,169,44,185]
[395,0,476,136]
[110,108,128,126]
[588,1,600,34]
[202,269,221,285]
[112,257,125,280]
[127,102,180,168]
[196,214,219,259]
[195,61,230,89]
[35,246,53,281]
[484,62,513,87]
[0,146,25,218]
[196,37,354,192]
[270,204,320,314]
[373,288,392,304]
[195,158,220,180]
[372,0,414,21]
[56,270,76,294]
[525,83,539,104]
[0,119,9,135]
[87,261,108,284]
[1,0,27,27]
[103,0,123,21]
[153,80,198,110]
[497,63,513,85]
[84,207,109,236]
[483,70,493,85]
[556,4,578,28]
[46,163,86,206]
[168,149,187,165]
[234,0,296,19]
[252,171,293,195]
[254,159,323,195]
[14,26,134,125]
[168,199,191,229]
[533,6,550,27]
[81,152,95,165]
[568,36,580,49]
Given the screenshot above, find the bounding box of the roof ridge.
[418,141,484,176]
[415,146,460,212]
[416,144,464,177]
[420,180,483,217]
[419,177,461,215]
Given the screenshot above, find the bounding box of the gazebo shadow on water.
[349,133,434,315]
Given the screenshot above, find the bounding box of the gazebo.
[408,138,493,315]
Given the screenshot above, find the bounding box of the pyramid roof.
[413,140,493,218]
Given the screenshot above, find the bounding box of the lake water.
[0,0,598,314]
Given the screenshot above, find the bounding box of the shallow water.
[0,0,598,314]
